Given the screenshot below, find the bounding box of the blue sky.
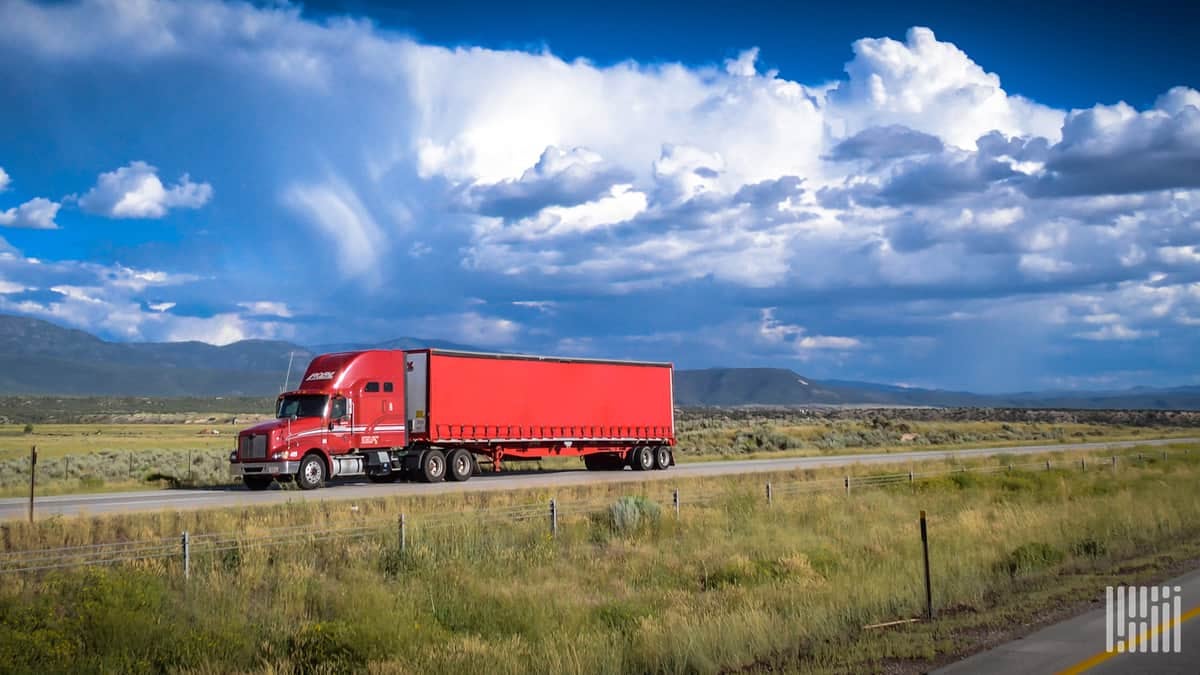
[0,0,1197,392]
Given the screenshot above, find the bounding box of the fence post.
[672,489,680,518]
[181,531,190,581]
[399,513,407,552]
[129,452,134,477]
[28,445,36,524]
[188,450,193,482]
[844,476,850,495]
[1081,458,1086,471]
[65,455,70,480]
[1112,456,1117,471]
[920,510,934,620]
[766,482,773,506]
[550,498,558,538]
[1163,451,1168,462]
[1045,460,1051,471]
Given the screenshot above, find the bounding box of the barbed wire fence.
[0,447,1191,578]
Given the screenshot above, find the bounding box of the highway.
[1,437,1193,519]
[936,566,1200,675]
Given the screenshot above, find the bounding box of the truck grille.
[239,434,268,460]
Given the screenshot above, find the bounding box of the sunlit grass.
[0,444,1198,673]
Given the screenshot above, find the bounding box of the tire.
[420,449,447,483]
[243,476,273,491]
[653,446,672,471]
[631,446,654,471]
[447,449,473,482]
[296,453,326,490]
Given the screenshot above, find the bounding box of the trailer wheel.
[446,449,472,482]
[653,446,672,471]
[631,446,654,471]
[420,449,447,483]
[243,476,273,491]
[297,453,326,490]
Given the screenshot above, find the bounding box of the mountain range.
[1,314,1196,409]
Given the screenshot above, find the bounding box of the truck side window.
[365,382,380,393]
[383,382,394,393]
[330,396,348,420]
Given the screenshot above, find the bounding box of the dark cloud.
[461,147,633,220]
[1025,104,1200,197]
[827,125,944,161]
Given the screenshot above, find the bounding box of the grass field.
[0,444,1197,673]
[0,414,1194,497]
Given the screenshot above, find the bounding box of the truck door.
[326,394,353,453]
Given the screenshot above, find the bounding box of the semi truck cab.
[231,350,409,490]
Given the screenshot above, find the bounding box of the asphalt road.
[1,437,1193,520]
[935,567,1200,675]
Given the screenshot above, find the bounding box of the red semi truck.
[230,349,676,489]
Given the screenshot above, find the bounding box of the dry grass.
[0,444,1197,674]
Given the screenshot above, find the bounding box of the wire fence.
[0,447,1191,577]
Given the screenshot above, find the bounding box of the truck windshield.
[276,395,328,419]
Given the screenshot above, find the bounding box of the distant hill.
[671,368,1200,410]
[0,314,1196,408]
[0,315,472,396]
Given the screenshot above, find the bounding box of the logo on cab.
[305,371,335,382]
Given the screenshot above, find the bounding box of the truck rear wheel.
[297,453,326,490]
[447,449,473,482]
[243,476,274,491]
[420,449,447,483]
[631,446,654,471]
[653,446,672,470]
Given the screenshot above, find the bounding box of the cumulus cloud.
[1026,94,1200,196]
[78,161,212,218]
[0,167,9,192]
[0,197,60,229]
[0,1,1197,387]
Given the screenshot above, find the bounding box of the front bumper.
[231,460,300,477]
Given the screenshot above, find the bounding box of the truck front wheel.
[297,453,326,490]
[447,449,472,482]
[420,449,447,483]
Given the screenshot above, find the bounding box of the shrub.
[22,424,32,434]
[597,496,661,535]
[287,621,368,674]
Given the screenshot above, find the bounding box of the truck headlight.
[272,451,287,460]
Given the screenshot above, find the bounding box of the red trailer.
[231,349,675,489]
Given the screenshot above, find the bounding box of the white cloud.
[78,161,213,218]
[282,179,386,280]
[237,301,293,317]
[0,197,60,229]
[826,27,1064,148]
[414,311,520,346]
[758,308,862,352]
[147,301,175,312]
[0,167,9,192]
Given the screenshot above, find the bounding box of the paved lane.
[935,567,1200,675]
[2,437,1193,519]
